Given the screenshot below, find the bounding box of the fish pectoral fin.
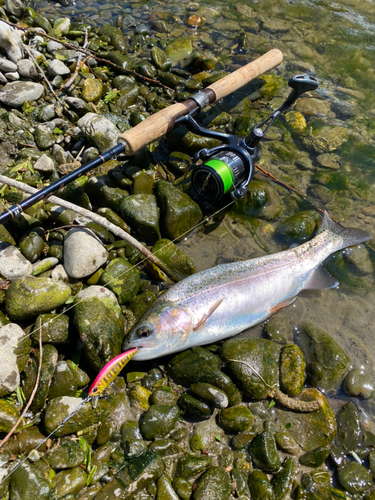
[193,298,223,332]
[304,265,339,290]
[270,297,296,315]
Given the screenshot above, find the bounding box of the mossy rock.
[233,179,283,220]
[100,257,140,304]
[277,210,321,241]
[279,344,306,397]
[120,194,161,243]
[73,286,124,370]
[192,466,231,500]
[152,238,195,280]
[155,180,202,241]
[5,276,71,321]
[220,338,281,399]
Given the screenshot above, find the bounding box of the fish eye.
[137,327,153,338]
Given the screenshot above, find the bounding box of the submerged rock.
[296,321,351,392]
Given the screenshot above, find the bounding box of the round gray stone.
[0,20,23,62]
[0,242,33,280]
[0,81,44,107]
[0,57,17,72]
[47,59,71,77]
[63,228,108,278]
[17,59,38,79]
[0,323,26,396]
[33,154,55,174]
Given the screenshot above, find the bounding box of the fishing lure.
[88,348,138,406]
[0,348,137,485]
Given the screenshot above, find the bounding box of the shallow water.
[42,0,375,411]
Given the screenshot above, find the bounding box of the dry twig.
[0,175,180,282]
[0,328,43,450]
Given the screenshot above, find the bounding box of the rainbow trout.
[123,213,371,360]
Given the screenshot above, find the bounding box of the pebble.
[47,59,71,77]
[0,57,17,72]
[33,154,55,174]
[4,71,19,81]
[51,264,69,281]
[0,242,33,280]
[17,58,38,79]
[46,40,64,53]
[63,227,108,278]
[0,81,44,107]
[0,20,23,62]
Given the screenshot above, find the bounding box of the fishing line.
[0,396,91,484]
[0,197,236,365]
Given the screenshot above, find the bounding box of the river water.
[37,0,375,412]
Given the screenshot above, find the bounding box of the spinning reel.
[176,74,319,204]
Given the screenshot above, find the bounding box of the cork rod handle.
[118,48,283,155]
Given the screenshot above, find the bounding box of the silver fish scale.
[163,232,333,306]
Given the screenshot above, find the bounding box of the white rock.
[0,81,44,107]
[0,323,26,396]
[76,284,118,303]
[34,154,55,173]
[0,242,33,279]
[47,59,71,77]
[17,58,38,79]
[0,56,17,72]
[63,228,108,278]
[46,40,64,53]
[4,71,19,81]
[0,20,23,62]
[51,264,69,281]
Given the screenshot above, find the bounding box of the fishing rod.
[0,49,283,223]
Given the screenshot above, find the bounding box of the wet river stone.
[220,338,280,399]
[31,313,69,344]
[52,467,87,498]
[165,37,192,66]
[336,402,361,453]
[63,227,108,279]
[120,194,161,243]
[140,404,180,440]
[277,210,320,241]
[10,462,50,500]
[276,388,336,451]
[22,344,58,412]
[44,396,110,437]
[73,286,124,370]
[249,430,281,472]
[152,239,195,280]
[155,180,202,241]
[301,125,350,154]
[279,344,306,396]
[193,466,231,500]
[295,321,351,392]
[5,275,71,321]
[233,179,283,220]
[219,405,253,433]
[168,347,241,406]
[0,242,33,279]
[48,359,90,399]
[0,323,30,396]
[99,256,140,304]
[249,470,274,500]
[337,462,373,495]
[47,439,85,469]
[190,382,228,409]
[0,398,21,433]
[344,368,374,399]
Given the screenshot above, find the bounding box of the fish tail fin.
[317,211,371,251]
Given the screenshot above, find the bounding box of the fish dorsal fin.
[304,265,338,290]
[193,298,223,331]
[270,297,296,315]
